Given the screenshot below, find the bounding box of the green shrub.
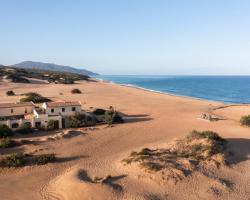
[6,90,15,96]
[71,88,82,94]
[47,119,56,130]
[0,124,14,138]
[93,108,106,115]
[0,138,15,148]
[20,92,51,103]
[17,123,33,134]
[68,115,81,128]
[34,153,55,165]
[2,153,24,167]
[240,115,250,126]
[105,107,123,125]
[188,130,226,143]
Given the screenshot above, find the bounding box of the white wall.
[0,106,34,117]
[45,105,82,116]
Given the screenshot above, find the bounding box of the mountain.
[12,61,98,76]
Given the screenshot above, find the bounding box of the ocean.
[96,75,250,104]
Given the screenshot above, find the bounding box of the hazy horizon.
[1,0,250,75]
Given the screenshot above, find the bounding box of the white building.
[0,100,83,130]
[0,102,35,130]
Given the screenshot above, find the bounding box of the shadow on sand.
[122,113,153,124]
[226,138,250,164]
[56,155,87,163]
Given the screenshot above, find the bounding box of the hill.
[0,65,90,84]
[12,61,98,76]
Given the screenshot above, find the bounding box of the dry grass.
[123,130,228,174]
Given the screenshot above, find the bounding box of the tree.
[105,106,123,125]
[68,115,81,128]
[0,124,14,138]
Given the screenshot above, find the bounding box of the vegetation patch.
[0,138,17,148]
[0,153,56,168]
[0,153,25,167]
[33,153,55,165]
[105,107,124,125]
[240,115,250,126]
[0,124,14,138]
[71,88,82,94]
[123,130,228,177]
[20,92,51,103]
[6,90,15,96]
[17,123,34,134]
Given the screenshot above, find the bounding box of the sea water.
[97,75,250,104]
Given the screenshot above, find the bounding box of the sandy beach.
[0,80,250,200]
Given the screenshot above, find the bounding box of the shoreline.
[97,78,245,105]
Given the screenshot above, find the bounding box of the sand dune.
[0,80,250,199]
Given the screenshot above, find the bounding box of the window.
[25,108,27,114]
[51,108,54,113]
[62,108,65,112]
[11,109,14,113]
[72,107,76,111]
[12,123,19,128]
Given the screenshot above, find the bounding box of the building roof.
[0,102,35,108]
[45,101,81,108]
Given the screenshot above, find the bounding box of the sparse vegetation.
[47,119,57,130]
[6,90,15,96]
[17,123,34,134]
[1,153,25,167]
[20,92,51,103]
[68,114,82,128]
[105,107,123,125]
[240,115,250,126]
[123,130,227,173]
[34,153,55,165]
[0,138,16,148]
[0,153,56,168]
[71,88,82,94]
[0,124,14,138]
[187,130,226,143]
[0,65,90,84]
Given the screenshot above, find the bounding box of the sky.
[0,0,250,75]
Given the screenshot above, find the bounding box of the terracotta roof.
[45,101,81,108]
[0,102,35,108]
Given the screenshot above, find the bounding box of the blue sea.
[96,75,250,104]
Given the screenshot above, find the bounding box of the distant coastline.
[95,75,250,104]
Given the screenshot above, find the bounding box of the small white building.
[42,101,82,128]
[42,101,82,116]
[0,102,35,130]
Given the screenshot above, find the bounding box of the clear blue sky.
[1,0,250,75]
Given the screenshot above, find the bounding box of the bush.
[240,115,250,126]
[0,124,14,138]
[20,92,51,103]
[105,107,123,125]
[93,108,106,115]
[47,119,56,130]
[68,115,81,128]
[188,130,226,143]
[0,138,15,148]
[17,123,33,134]
[34,153,55,165]
[6,90,15,96]
[2,153,24,167]
[71,88,82,94]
